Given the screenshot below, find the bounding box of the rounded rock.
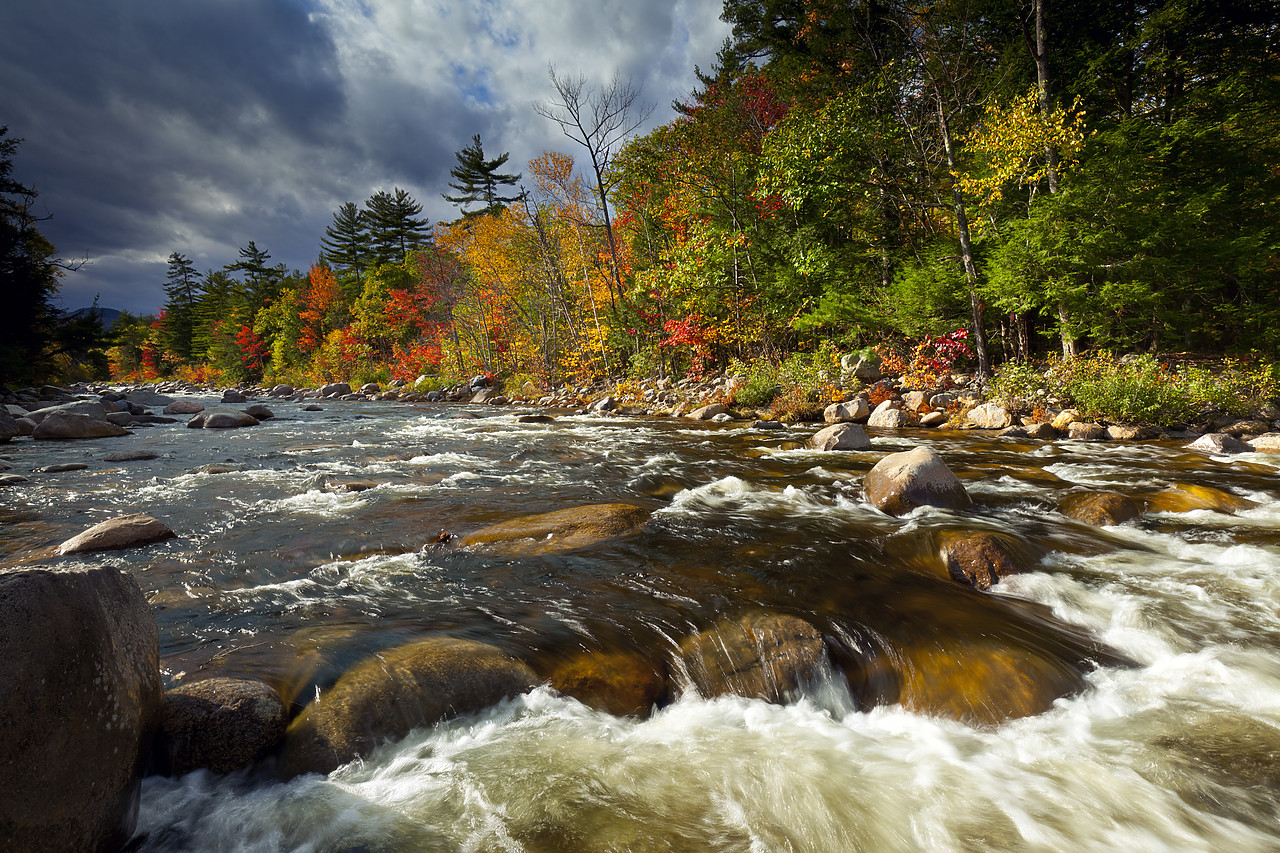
[157,678,287,775]
[864,446,972,516]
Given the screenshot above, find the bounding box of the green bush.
[990,358,1049,414]
[728,357,782,409]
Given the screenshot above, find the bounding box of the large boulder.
[1247,433,1280,454]
[33,411,130,439]
[243,404,274,420]
[220,389,247,404]
[1061,491,1142,526]
[1051,409,1082,431]
[281,637,537,777]
[156,678,287,775]
[0,564,162,852]
[1067,421,1108,441]
[867,402,909,429]
[679,612,825,703]
[1187,432,1252,454]
[459,503,649,556]
[124,390,173,408]
[25,400,108,424]
[688,403,728,420]
[823,398,871,423]
[547,650,666,717]
[187,408,260,429]
[864,446,972,516]
[57,513,177,555]
[809,422,872,451]
[0,407,17,442]
[319,382,352,397]
[269,384,295,397]
[965,402,1014,430]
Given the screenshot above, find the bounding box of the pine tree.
[227,241,284,314]
[161,251,199,363]
[443,135,523,217]
[320,201,372,284]
[365,188,430,264]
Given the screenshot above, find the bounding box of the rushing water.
[5,396,1280,852]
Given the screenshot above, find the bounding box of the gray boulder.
[0,407,17,442]
[220,389,247,403]
[0,564,161,853]
[243,404,274,420]
[823,398,870,423]
[187,408,260,429]
[33,411,130,440]
[867,401,909,429]
[124,390,174,408]
[688,403,728,420]
[1188,432,1252,454]
[810,422,872,451]
[281,637,537,777]
[25,400,108,424]
[270,384,295,397]
[57,513,177,555]
[157,678,287,775]
[864,446,972,516]
[318,382,352,397]
[965,402,1014,430]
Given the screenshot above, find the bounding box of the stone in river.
[57,513,177,555]
[0,563,162,853]
[34,463,89,473]
[1187,432,1252,454]
[864,446,972,516]
[163,400,205,415]
[920,411,948,427]
[104,450,159,462]
[679,612,825,703]
[187,408,260,429]
[1051,408,1082,431]
[940,531,1024,590]
[895,634,1088,726]
[33,411,130,440]
[1146,483,1255,515]
[823,398,870,424]
[516,414,556,423]
[1024,421,1059,440]
[1061,491,1142,526]
[0,406,17,442]
[547,650,666,717]
[0,473,30,486]
[243,404,274,420]
[459,503,649,556]
[809,422,872,451]
[688,403,727,420]
[867,401,909,429]
[1249,433,1280,453]
[281,637,537,777]
[156,677,287,776]
[1067,421,1108,441]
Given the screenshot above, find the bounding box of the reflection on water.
[6,398,1280,851]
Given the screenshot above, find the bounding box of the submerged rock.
[281,637,537,777]
[679,612,825,703]
[1061,491,1142,526]
[1146,483,1256,515]
[156,678,287,776]
[547,650,666,717]
[104,450,159,462]
[864,446,972,516]
[809,422,871,451]
[459,503,649,556]
[896,635,1088,726]
[57,513,177,555]
[0,563,162,852]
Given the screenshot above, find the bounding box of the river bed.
[5,397,1280,852]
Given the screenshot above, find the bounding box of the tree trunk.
[937,99,991,378]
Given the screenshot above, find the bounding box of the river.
[5,396,1280,852]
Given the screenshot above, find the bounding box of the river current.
[5,396,1280,852]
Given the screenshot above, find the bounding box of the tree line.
[5,0,1277,390]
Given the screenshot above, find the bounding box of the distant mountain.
[65,306,124,329]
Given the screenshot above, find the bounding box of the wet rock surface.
[679,612,825,702]
[57,513,177,555]
[156,677,287,776]
[864,446,972,516]
[460,503,650,556]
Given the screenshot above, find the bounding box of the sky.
[0,0,731,315]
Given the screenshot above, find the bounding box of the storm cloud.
[0,0,729,313]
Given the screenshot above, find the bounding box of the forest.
[5,0,1278,394]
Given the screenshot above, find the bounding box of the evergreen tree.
[320,201,372,285]
[443,135,523,217]
[0,126,65,384]
[364,188,430,264]
[227,240,284,315]
[161,251,199,363]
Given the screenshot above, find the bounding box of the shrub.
[990,359,1050,414]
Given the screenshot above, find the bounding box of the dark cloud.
[0,0,729,314]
